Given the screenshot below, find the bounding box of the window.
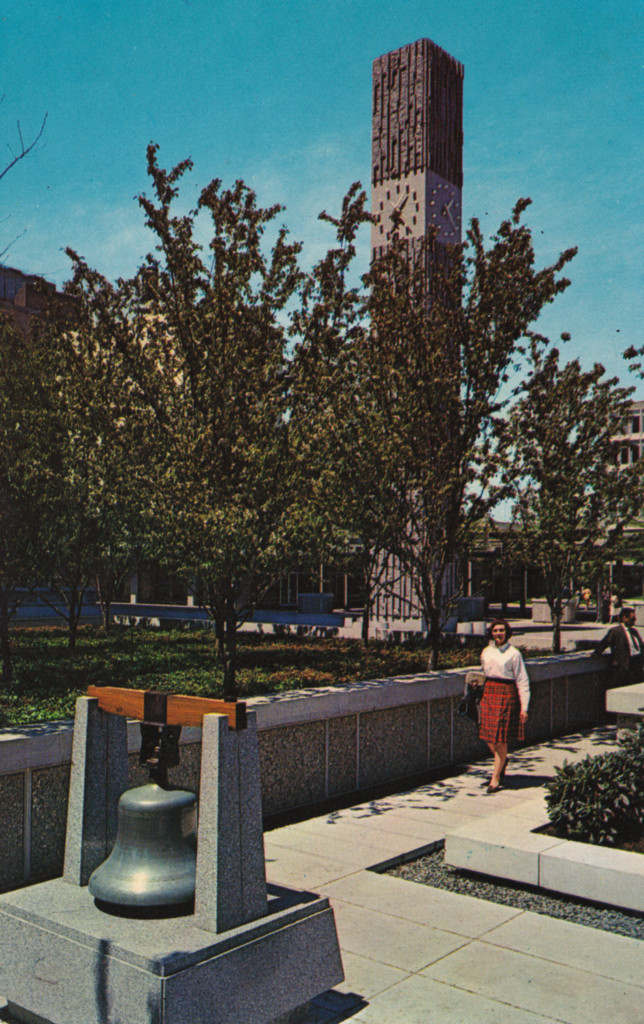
[632,415,641,434]
[620,447,631,465]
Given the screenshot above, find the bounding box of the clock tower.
[370,40,464,632]
[371,39,464,260]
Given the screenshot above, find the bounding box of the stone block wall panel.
[358,703,427,789]
[567,672,603,729]
[452,709,487,764]
[0,773,24,892]
[258,722,326,817]
[327,715,357,796]
[524,679,552,744]
[30,765,69,881]
[429,697,452,767]
[551,678,568,734]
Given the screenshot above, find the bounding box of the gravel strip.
[386,847,644,941]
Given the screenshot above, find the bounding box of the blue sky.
[2,0,642,387]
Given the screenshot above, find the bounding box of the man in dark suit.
[593,606,643,687]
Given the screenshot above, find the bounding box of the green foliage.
[0,624,543,726]
[359,202,577,667]
[292,196,578,666]
[0,316,52,683]
[504,346,644,652]
[66,145,305,696]
[290,185,395,642]
[545,723,644,845]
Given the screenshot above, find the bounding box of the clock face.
[425,171,462,245]
[370,170,462,253]
[371,171,426,249]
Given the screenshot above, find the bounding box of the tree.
[0,316,44,684]
[24,300,149,646]
[502,344,643,652]
[290,185,402,642]
[67,145,303,696]
[360,200,577,667]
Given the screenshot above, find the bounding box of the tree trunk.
[68,612,78,651]
[66,584,86,651]
[360,546,381,647]
[427,606,441,671]
[550,599,562,654]
[223,599,237,700]
[213,596,238,700]
[95,574,112,633]
[361,598,371,645]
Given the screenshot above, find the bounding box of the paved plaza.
[265,725,643,1024]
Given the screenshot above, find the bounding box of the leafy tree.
[290,185,402,642]
[502,344,643,652]
[26,301,149,645]
[67,145,303,696]
[0,317,45,683]
[360,200,577,667]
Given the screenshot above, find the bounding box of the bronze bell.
[88,722,197,912]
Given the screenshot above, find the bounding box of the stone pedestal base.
[0,879,343,1024]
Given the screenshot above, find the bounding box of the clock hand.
[394,193,408,213]
[443,199,456,228]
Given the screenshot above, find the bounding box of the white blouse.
[481,641,531,713]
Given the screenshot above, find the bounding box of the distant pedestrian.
[592,606,643,688]
[581,587,591,610]
[601,587,611,624]
[610,591,621,623]
[476,619,530,793]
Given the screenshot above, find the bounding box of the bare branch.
[0,112,48,184]
[0,228,27,261]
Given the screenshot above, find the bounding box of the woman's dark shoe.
[486,783,503,793]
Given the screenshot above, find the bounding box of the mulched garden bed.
[386,846,644,941]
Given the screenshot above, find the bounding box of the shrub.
[545,723,644,846]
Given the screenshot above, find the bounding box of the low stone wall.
[0,654,608,893]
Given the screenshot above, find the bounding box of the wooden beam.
[86,686,247,730]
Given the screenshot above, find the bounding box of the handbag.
[457,671,486,723]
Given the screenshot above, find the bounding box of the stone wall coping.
[0,653,604,773]
[247,653,601,729]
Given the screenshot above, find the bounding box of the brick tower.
[371,39,464,259]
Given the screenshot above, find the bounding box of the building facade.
[0,264,72,333]
[616,400,644,467]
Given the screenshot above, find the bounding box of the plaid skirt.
[479,678,524,745]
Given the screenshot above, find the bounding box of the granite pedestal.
[0,878,342,1024]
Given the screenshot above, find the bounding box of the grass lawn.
[0,625,544,726]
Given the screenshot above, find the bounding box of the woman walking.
[479,618,530,792]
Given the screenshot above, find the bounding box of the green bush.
[545,723,644,846]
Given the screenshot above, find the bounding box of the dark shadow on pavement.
[312,990,369,1023]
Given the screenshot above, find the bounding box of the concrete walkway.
[264,726,644,1024]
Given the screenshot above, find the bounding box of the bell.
[88,782,197,911]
